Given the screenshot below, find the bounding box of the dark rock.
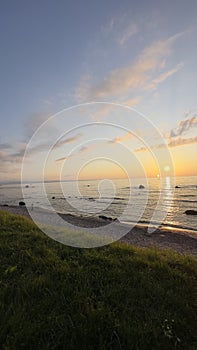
[3,204,8,206]
[52,196,55,199]
[113,218,119,222]
[99,215,113,221]
[185,210,197,215]
[175,185,181,188]
[98,215,118,222]
[25,185,29,188]
[139,184,145,189]
[19,201,26,206]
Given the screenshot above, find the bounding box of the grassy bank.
[0,210,196,350]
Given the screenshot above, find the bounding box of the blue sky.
[0,0,197,181]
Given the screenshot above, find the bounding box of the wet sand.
[0,205,196,256]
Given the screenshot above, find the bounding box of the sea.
[0,176,197,233]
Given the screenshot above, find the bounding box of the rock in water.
[185,210,197,215]
[99,215,118,221]
[19,201,26,206]
[139,184,145,189]
[99,215,113,221]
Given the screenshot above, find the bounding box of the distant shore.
[0,205,196,256]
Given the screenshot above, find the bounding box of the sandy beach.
[0,205,196,256]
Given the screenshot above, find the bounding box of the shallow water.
[0,176,197,232]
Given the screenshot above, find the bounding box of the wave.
[0,186,21,190]
[125,219,197,233]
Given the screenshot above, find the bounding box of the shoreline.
[0,205,197,256]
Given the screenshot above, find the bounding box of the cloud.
[0,149,25,179]
[40,98,53,106]
[101,17,115,35]
[134,112,197,153]
[55,157,67,163]
[0,132,83,172]
[76,32,185,102]
[0,143,12,150]
[122,96,141,107]
[76,75,91,103]
[23,112,58,140]
[0,112,65,175]
[134,135,197,153]
[101,16,138,45]
[145,63,184,90]
[0,149,23,179]
[118,23,138,46]
[55,133,82,148]
[88,104,114,122]
[55,144,96,163]
[0,128,83,181]
[168,136,197,147]
[0,151,7,160]
[109,131,133,144]
[78,145,90,153]
[23,133,83,158]
[134,146,148,153]
[170,114,197,138]
[0,141,29,162]
[134,142,166,153]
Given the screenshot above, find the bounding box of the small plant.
[162,318,181,346]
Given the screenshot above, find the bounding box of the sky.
[0,0,197,182]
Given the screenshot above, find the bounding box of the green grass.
[0,210,196,350]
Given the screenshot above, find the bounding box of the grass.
[0,210,196,350]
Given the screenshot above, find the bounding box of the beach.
[1,205,196,256]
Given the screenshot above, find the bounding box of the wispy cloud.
[0,149,25,179]
[76,32,185,102]
[0,133,83,172]
[134,146,147,153]
[76,74,91,103]
[55,144,92,163]
[134,142,166,153]
[0,149,23,179]
[118,23,138,46]
[102,15,138,47]
[134,133,197,153]
[134,112,197,153]
[23,112,58,140]
[0,143,12,150]
[1,113,60,172]
[40,98,53,106]
[28,133,82,155]
[55,134,82,148]
[169,114,197,138]
[0,151,7,160]
[55,156,68,163]
[145,63,184,91]
[122,96,141,107]
[168,136,197,147]
[108,131,133,144]
[86,104,114,122]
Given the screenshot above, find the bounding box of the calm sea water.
[0,176,197,232]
